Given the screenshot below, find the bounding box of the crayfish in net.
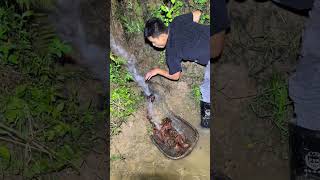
[153,118,190,155]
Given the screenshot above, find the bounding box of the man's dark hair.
[144,18,168,39]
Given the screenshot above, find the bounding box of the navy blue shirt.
[166,13,210,75]
[211,0,230,36]
[272,0,314,10]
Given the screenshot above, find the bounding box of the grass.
[110,154,125,162]
[250,72,290,140]
[110,52,143,136]
[121,16,144,34]
[191,84,202,102]
[116,0,145,35]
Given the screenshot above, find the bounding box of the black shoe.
[200,100,211,128]
[289,123,320,180]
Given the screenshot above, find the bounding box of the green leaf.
[4,109,19,123]
[22,10,34,18]
[0,146,10,162]
[57,145,74,160]
[160,5,168,12]
[15,85,27,97]
[56,102,64,112]
[46,130,55,141]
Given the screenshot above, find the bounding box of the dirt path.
[210,1,308,179]
[213,62,289,180]
[111,79,210,180]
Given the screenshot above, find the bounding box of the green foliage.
[0,82,99,178]
[251,73,290,139]
[192,0,208,9]
[152,0,209,26]
[48,37,72,58]
[110,154,125,161]
[110,53,133,85]
[1,0,55,10]
[118,0,145,34]
[0,145,10,169]
[191,0,210,25]
[191,84,202,102]
[199,13,210,25]
[111,87,140,118]
[0,2,102,178]
[110,53,142,136]
[121,16,144,34]
[268,74,289,136]
[153,0,184,26]
[0,5,72,78]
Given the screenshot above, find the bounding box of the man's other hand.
[192,10,202,23]
[145,68,159,81]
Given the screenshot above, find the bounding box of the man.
[211,0,229,59]
[211,0,231,179]
[272,0,320,179]
[144,10,211,128]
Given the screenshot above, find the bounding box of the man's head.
[144,18,168,48]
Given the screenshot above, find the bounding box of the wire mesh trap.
[150,112,199,160]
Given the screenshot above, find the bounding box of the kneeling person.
[144,11,210,128]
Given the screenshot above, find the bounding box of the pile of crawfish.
[153,118,190,154]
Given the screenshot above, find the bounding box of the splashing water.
[110,34,164,129]
[48,0,108,90]
[110,34,151,96]
[147,101,161,129]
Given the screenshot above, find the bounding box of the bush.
[117,0,145,35]
[152,0,210,26]
[110,53,142,136]
[0,2,102,178]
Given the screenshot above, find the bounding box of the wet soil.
[213,62,289,180]
[111,77,210,180]
[212,1,307,179]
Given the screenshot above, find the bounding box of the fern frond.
[29,12,56,57]
[15,0,55,10]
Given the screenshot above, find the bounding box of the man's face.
[147,34,167,48]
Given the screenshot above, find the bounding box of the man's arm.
[211,0,229,59]
[145,68,181,81]
[211,30,226,59]
[192,10,202,23]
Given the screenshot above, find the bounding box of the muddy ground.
[213,1,307,179]
[109,0,308,180]
[110,19,211,180]
[110,0,211,179]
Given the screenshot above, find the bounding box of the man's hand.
[192,10,202,23]
[145,68,181,81]
[145,68,160,81]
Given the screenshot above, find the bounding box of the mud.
[110,0,209,179]
[212,1,307,179]
[111,78,210,179]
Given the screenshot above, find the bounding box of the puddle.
[111,88,210,180]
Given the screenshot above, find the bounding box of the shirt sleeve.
[166,51,182,75]
[173,13,193,24]
[211,0,230,36]
[272,0,314,10]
